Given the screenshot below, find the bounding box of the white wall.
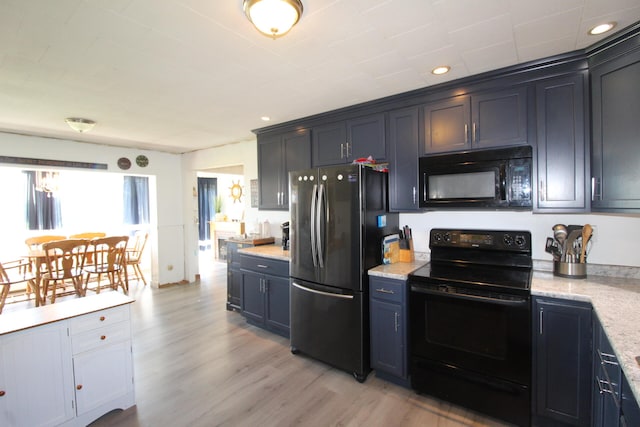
[181,140,290,280]
[0,132,184,286]
[400,211,640,268]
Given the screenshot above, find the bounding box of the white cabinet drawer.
[71,321,131,355]
[69,305,130,335]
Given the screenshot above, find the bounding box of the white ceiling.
[1,0,639,154]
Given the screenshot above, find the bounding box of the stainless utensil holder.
[554,261,587,279]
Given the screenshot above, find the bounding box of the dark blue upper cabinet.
[422,86,528,154]
[590,42,640,212]
[312,113,386,167]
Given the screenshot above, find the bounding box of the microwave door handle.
[499,164,507,201]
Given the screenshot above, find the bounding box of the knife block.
[399,239,414,263]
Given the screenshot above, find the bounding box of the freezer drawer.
[290,279,369,382]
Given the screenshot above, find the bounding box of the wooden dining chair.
[84,236,129,295]
[0,259,39,313]
[41,239,89,303]
[126,231,149,286]
[23,235,66,301]
[70,232,107,266]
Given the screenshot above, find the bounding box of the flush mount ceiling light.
[243,0,303,39]
[432,66,451,75]
[589,22,616,35]
[65,117,96,133]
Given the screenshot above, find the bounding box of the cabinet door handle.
[340,143,345,159]
[76,384,83,390]
[539,309,543,335]
[591,177,602,201]
[0,390,5,397]
[394,312,399,332]
[472,122,477,143]
[539,181,545,202]
[99,316,106,321]
[347,142,352,158]
[100,335,107,341]
[412,186,417,204]
[464,124,468,144]
[375,288,395,294]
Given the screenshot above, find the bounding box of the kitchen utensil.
[552,224,567,259]
[545,237,561,260]
[580,224,593,263]
[564,228,583,263]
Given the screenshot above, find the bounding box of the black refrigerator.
[289,164,398,382]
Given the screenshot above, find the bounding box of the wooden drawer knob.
[0,390,5,397]
[76,384,83,390]
[100,335,106,340]
[99,316,106,321]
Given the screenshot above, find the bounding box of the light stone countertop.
[237,244,290,262]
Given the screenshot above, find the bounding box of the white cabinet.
[0,322,75,427]
[0,293,134,427]
[69,305,134,425]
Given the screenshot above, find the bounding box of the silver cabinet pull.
[412,186,417,204]
[394,312,399,332]
[472,122,477,142]
[375,288,395,294]
[257,264,268,269]
[464,124,468,144]
[539,309,543,335]
[539,181,545,202]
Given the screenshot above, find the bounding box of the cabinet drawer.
[71,321,131,354]
[69,305,130,335]
[369,278,404,303]
[240,255,288,277]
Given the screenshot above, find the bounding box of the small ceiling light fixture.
[65,117,96,133]
[243,0,304,39]
[432,66,451,75]
[589,22,616,35]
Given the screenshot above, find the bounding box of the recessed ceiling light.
[432,66,451,75]
[261,116,271,121]
[589,22,616,35]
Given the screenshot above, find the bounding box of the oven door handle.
[411,286,529,307]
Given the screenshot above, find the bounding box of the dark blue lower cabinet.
[369,276,408,387]
[533,297,592,426]
[240,255,290,338]
[593,314,640,427]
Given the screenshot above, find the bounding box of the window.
[123,176,150,225]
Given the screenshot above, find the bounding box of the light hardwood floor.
[60,261,512,427]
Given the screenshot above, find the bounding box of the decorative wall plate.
[136,155,149,167]
[117,157,131,170]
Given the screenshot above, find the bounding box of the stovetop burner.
[409,228,533,295]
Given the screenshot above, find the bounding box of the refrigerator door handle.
[292,282,354,300]
[310,184,318,267]
[316,183,325,268]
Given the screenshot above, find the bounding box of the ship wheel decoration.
[229,181,243,203]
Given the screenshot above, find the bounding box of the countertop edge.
[0,293,135,336]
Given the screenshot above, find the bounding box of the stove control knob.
[443,232,452,243]
[515,235,527,248]
[433,233,442,243]
[503,234,514,246]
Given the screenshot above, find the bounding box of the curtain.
[123,176,150,224]
[197,177,217,241]
[24,171,63,230]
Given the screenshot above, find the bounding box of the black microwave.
[419,145,532,209]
